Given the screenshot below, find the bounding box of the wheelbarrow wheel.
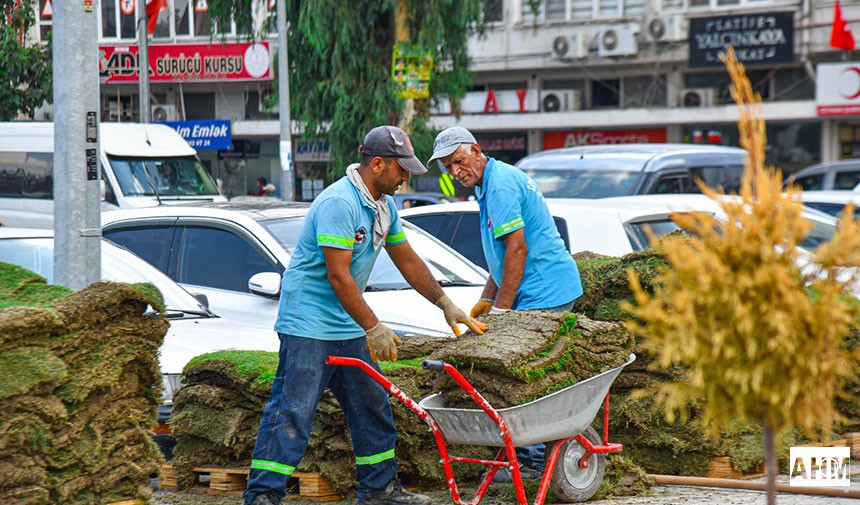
[545,427,605,502]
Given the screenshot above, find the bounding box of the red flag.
[145,0,167,36]
[831,0,855,51]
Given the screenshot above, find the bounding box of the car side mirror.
[249,272,281,298]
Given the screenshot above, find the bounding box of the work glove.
[470,298,494,318]
[365,322,401,362]
[436,295,489,337]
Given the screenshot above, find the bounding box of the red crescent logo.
[840,66,860,100]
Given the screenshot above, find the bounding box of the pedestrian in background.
[427,126,583,481]
[244,125,487,505]
[256,176,276,196]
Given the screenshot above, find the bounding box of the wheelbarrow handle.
[422,359,445,372]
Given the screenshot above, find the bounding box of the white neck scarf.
[346,163,390,251]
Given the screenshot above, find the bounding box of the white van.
[0,122,226,228]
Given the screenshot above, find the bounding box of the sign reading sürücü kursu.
[689,12,793,68]
[98,42,271,83]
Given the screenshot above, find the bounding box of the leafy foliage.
[623,48,860,441]
[0,0,53,120]
[206,0,487,177]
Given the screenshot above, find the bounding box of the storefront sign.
[159,119,231,150]
[295,139,331,162]
[544,129,666,149]
[816,62,860,116]
[98,42,271,83]
[689,12,793,68]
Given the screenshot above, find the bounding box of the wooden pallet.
[706,456,742,479]
[845,432,860,458]
[190,467,342,502]
[160,463,178,490]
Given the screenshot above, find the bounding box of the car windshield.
[108,155,221,197]
[0,237,207,314]
[260,217,487,290]
[520,168,639,198]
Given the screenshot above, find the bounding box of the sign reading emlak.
[160,119,232,151]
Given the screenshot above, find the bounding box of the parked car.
[514,144,748,198]
[400,195,838,269]
[784,160,860,191]
[0,227,274,405]
[793,190,860,219]
[391,192,459,210]
[101,201,487,338]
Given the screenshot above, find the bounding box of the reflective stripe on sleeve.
[250,459,295,475]
[386,230,406,244]
[318,234,355,247]
[355,448,395,466]
[493,217,524,238]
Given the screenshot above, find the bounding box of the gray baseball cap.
[426,126,477,169]
[359,125,427,175]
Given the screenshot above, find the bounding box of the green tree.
[624,48,860,505]
[0,0,52,120]
[206,0,488,176]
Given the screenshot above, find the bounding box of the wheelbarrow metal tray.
[418,353,635,447]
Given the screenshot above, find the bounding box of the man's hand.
[365,322,401,362]
[436,295,489,337]
[470,298,493,318]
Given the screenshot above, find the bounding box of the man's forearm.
[328,272,378,329]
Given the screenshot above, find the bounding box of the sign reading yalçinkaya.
[689,12,794,68]
[99,42,271,83]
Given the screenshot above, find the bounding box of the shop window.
[623,75,667,108]
[183,93,215,120]
[486,0,503,22]
[592,79,620,108]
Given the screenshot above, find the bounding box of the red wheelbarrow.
[325,353,635,505]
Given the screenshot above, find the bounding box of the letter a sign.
[41,0,52,18]
[195,0,208,12]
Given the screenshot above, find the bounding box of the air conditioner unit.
[540,90,582,112]
[597,25,638,57]
[151,104,177,122]
[643,15,687,43]
[680,88,716,107]
[551,33,588,59]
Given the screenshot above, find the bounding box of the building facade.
[430,0,860,179]
[27,0,860,198]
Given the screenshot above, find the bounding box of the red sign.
[98,42,272,83]
[544,128,667,149]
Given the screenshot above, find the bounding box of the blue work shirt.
[275,177,406,340]
[475,157,582,309]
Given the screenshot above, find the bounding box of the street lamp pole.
[138,0,151,123]
[277,0,294,201]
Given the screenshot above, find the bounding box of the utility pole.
[138,0,151,122]
[52,0,101,289]
[277,0,294,201]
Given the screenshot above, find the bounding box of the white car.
[101,201,487,338]
[794,190,860,219]
[400,195,839,268]
[0,228,272,405]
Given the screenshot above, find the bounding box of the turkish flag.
[145,0,167,36]
[831,0,855,51]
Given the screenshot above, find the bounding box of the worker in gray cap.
[427,126,583,482]
[244,125,486,505]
